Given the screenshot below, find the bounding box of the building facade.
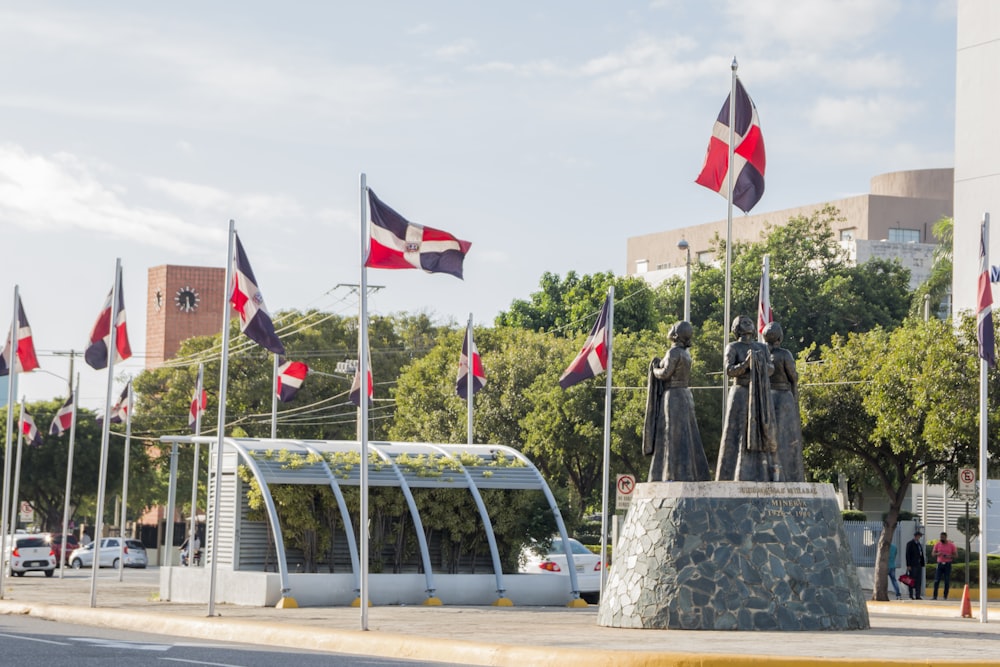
[145,265,226,368]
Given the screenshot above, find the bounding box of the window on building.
[697,251,713,264]
[888,228,920,243]
[840,228,855,241]
[635,259,648,274]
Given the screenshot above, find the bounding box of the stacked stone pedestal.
[598,482,869,631]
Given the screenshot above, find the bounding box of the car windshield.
[549,539,592,555]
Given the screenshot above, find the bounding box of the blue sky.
[1,1,956,409]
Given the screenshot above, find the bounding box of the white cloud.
[407,22,433,35]
[435,39,477,61]
[809,94,913,136]
[145,177,303,221]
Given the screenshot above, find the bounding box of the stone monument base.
[597,482,870,631]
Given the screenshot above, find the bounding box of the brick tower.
[146,265,226,368]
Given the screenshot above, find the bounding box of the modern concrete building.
[626,168,952,291]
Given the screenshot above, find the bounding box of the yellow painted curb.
[566,597,589,608]
[492,597,514,607]
[349,597,372,607]
[275,596,298,609]
[423,596,443,606]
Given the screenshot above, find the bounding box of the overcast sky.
[1,1,956,410]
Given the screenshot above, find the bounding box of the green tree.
[910,216,953,319]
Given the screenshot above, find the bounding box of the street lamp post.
[677,238,691,322]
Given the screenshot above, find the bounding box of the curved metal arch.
[496,447,581,598]
[226,440,292,597]
[367,443,437,597]
[424,444,506,598]
[295,442,361,592]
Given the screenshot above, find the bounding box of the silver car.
[7,534,57,577]
[69,537,148,569]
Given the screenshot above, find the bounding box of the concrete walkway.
[0,569,997,666]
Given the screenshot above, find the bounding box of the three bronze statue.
[642,315,804,483]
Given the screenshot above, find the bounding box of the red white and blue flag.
[100,382,130,425]
[366,189,471,280]
[230,233,286,356]
[456,322,486,398]
[695,77,766,213]
[559,295,611,389]
[349,356,373,408]
[757,254,773,337]
[49,393,75,437]
[277,359,309,403]
[21,408,42,447]
[85,271,132,370]
[0,294,40,376]
[978,218,995,368]
[188,387,208,432]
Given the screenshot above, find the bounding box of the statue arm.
[652,352,679,381]
[725,345,750,378]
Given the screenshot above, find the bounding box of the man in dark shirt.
[905,530,926,600]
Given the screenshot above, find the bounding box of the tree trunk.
[872,504,901,601]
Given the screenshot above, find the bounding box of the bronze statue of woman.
[642,321,711,482]
[763,322,804,482]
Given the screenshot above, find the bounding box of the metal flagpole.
[118,383,133,581]
[359,173,371,629]
[59,372,79,579]
[599,287,614,598]
[9,399,26,539]
[271,354,279,438]
[208,220,236,617]
[466,314,474,445]
[0,285,21,597]
[721,57,737,439]
[189,363,204,565]
[758,254,770,342]
[90,259,122,608]
[979,212,990,623]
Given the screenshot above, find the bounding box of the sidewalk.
[0,569,998,666]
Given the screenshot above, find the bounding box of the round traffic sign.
[616,475,635,496]
[960,468,976,485]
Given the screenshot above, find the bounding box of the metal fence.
[842,520,914,567]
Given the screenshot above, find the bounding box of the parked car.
[68,537,148,569]
[518,536,602,602]
[47,533,80,566]
[6,534,57,577]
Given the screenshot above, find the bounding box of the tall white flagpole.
[189,363,204,562]
[721,57,737,433]
[59,372,80,579]
[466,314,474,445]
[208,220,236,617]
[599,287,614,598]
[359,173,371,629]
[0,285,21,597]
[758,254,770,342]
[979,212,990,623]
[270,354,279,439]
[8,399,26,539]
[118,383,133,582]
[91,258,122,608]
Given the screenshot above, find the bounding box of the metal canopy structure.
[159,437,581,605]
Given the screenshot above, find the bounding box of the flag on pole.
[757,254,773,336]
[456,322,486,398]
[230,233,286,356]
[978,219,995,368]
[0,294,40,376]
[276,359,309,403]
[85,271,132,370]
[559,295,611,389]
[695,77,766,213]
[21,408,42,447]
[350,364,373,407]
[366,189,471,279]
[100,383,130,425]
[188,387,208,432]
[49,393,74,436]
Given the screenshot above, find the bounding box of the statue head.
[763,321,783,346]
[731,315,755,339]
[669,320,694,348]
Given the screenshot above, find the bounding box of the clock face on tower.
[175,286,200,313]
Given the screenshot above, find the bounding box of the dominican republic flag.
[85,271,132,370]
[456,322,486,398]
[100,383,130,425]
[188,387,207,432]
[978,218,995,368]
[49,393,75,436]
[277,359,309,403]
[21,408,42,447]
[695,76,766,213]
[559,295,611,389]
[757,254,773,336]
[366,189,471,279]
[349,363,373,408]
[230,233,286,356]
[0,294,40,376]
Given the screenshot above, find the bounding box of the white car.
[68,537,148,569]
[519,537,602,602]
[7,534,57,577]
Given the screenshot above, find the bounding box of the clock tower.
[146,265,227,368]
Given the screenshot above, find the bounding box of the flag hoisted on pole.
[90,259,126,608]
[0,285,25,598]
[231,233,286,357]
[189,363,205,568]
[117,383,134,582]
[457,314,486,445]
[20,406,42,447]
[349,347,372,408]
[57,373,80,580]
[757,254,773,341]
[695,58,765,430]
[976,213,993,623]
[8,400,30,542]
[0,293,40,376]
